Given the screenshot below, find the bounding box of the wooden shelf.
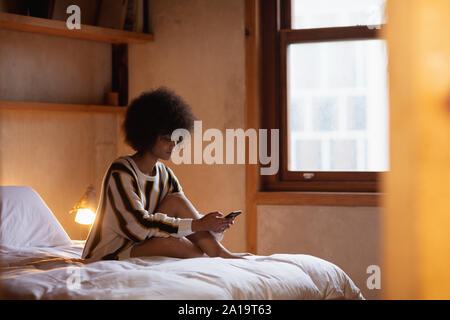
[0,100,126,113]
[0,12,153,44]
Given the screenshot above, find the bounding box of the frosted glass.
[287,40,389,172]
[292,0,386,29]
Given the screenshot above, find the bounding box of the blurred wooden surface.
[383,0,450,299]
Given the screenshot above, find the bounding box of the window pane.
[293,140,322,171]
[330,140,358,170]
[313,97,338,131]
[291,0,386,29]
[287,40,389,172]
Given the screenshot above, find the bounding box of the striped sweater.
[82,155,193,261]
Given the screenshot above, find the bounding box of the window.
[291,0,386,29]
[261,0,388,192]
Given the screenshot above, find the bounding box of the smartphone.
[225,210,242,219]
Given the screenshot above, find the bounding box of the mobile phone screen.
[225,210,242,219]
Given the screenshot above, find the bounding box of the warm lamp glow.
[70,185,97,226]
[74,208,96,225]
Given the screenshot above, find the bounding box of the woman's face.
[150,134,182,160]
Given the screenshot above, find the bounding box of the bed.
[0,186,364,300]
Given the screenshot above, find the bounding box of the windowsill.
[254,191,381,207]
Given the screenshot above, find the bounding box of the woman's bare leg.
[130,236,206,259]
[155,193,243,258]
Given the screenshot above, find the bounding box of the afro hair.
[123,87,197,153]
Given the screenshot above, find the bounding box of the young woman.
[82,87,246,261]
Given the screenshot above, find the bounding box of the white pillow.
[0,186,72,247]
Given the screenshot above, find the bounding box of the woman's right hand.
[191,212,232,233]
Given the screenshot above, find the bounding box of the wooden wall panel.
[0,29,111,105]
[0,111,120,240]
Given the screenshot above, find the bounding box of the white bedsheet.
[0,241,364,300]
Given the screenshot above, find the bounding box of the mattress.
[0,240,364,300]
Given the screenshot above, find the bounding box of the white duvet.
[0,241,363,300]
